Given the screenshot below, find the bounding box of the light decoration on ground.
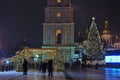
[105,50,120,63]
[105,56,120,63]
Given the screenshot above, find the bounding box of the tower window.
[56,0,61,3]
[56,12,61,18]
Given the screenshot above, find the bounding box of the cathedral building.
[101,20,120,50]
[9,0,77,71]
[10,0,120,71]
[101,20,112,47]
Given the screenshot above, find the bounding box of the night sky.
[0,0,120,49]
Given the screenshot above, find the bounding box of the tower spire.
[23,32,27,42]
[105,19,108,28]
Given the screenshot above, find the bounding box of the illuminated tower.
[101,20,112,46]
[43,0,74,45]
[87,17,102,59]
[42,0,75,69]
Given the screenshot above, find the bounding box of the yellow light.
[56,29,61,43]
[78,32,80,36]
[57,0,61,3]
[56,29,61,37]
[56,12,61,18]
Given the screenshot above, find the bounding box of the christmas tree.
[87,17,102,60]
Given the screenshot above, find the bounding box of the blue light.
[6,60,9,64]
[105,56,120,63]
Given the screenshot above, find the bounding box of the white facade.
[43,23,74,45]
[42,0,76,62]
[113,43,120,49]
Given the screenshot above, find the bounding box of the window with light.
[56,0,61,3]
[56,29,62,44]
[56,12,61,18]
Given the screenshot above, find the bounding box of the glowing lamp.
[6,60,10,64]
[36,54,39,58]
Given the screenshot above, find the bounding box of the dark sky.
[0,0,120,49]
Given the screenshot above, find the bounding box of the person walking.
[22,59,28,75]
[42,60,47,75]
[95,62,99,70]
[47,59,53,77]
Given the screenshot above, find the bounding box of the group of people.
[22,59,54,77]
[0,64,14,72]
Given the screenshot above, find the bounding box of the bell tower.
[42,0,75,69]
[43,0,74,45]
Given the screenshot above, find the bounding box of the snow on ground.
[0,70,65,80]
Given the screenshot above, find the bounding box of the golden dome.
[102,19,111,35]
[102,27,111,34]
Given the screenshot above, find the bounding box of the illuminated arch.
[56,29,62,44]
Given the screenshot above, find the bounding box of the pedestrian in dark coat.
[22,59,28,75]
[42,61,47,75]
[95,62,99,70]
[47,59,53,77]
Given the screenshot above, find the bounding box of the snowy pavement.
[0,70,66,80]
[1,68,120,80]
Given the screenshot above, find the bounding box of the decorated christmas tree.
[87,17,102,60]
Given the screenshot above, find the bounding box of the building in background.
[113,35,120,49]
[101,20,112,47]
[101,19,120,50]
